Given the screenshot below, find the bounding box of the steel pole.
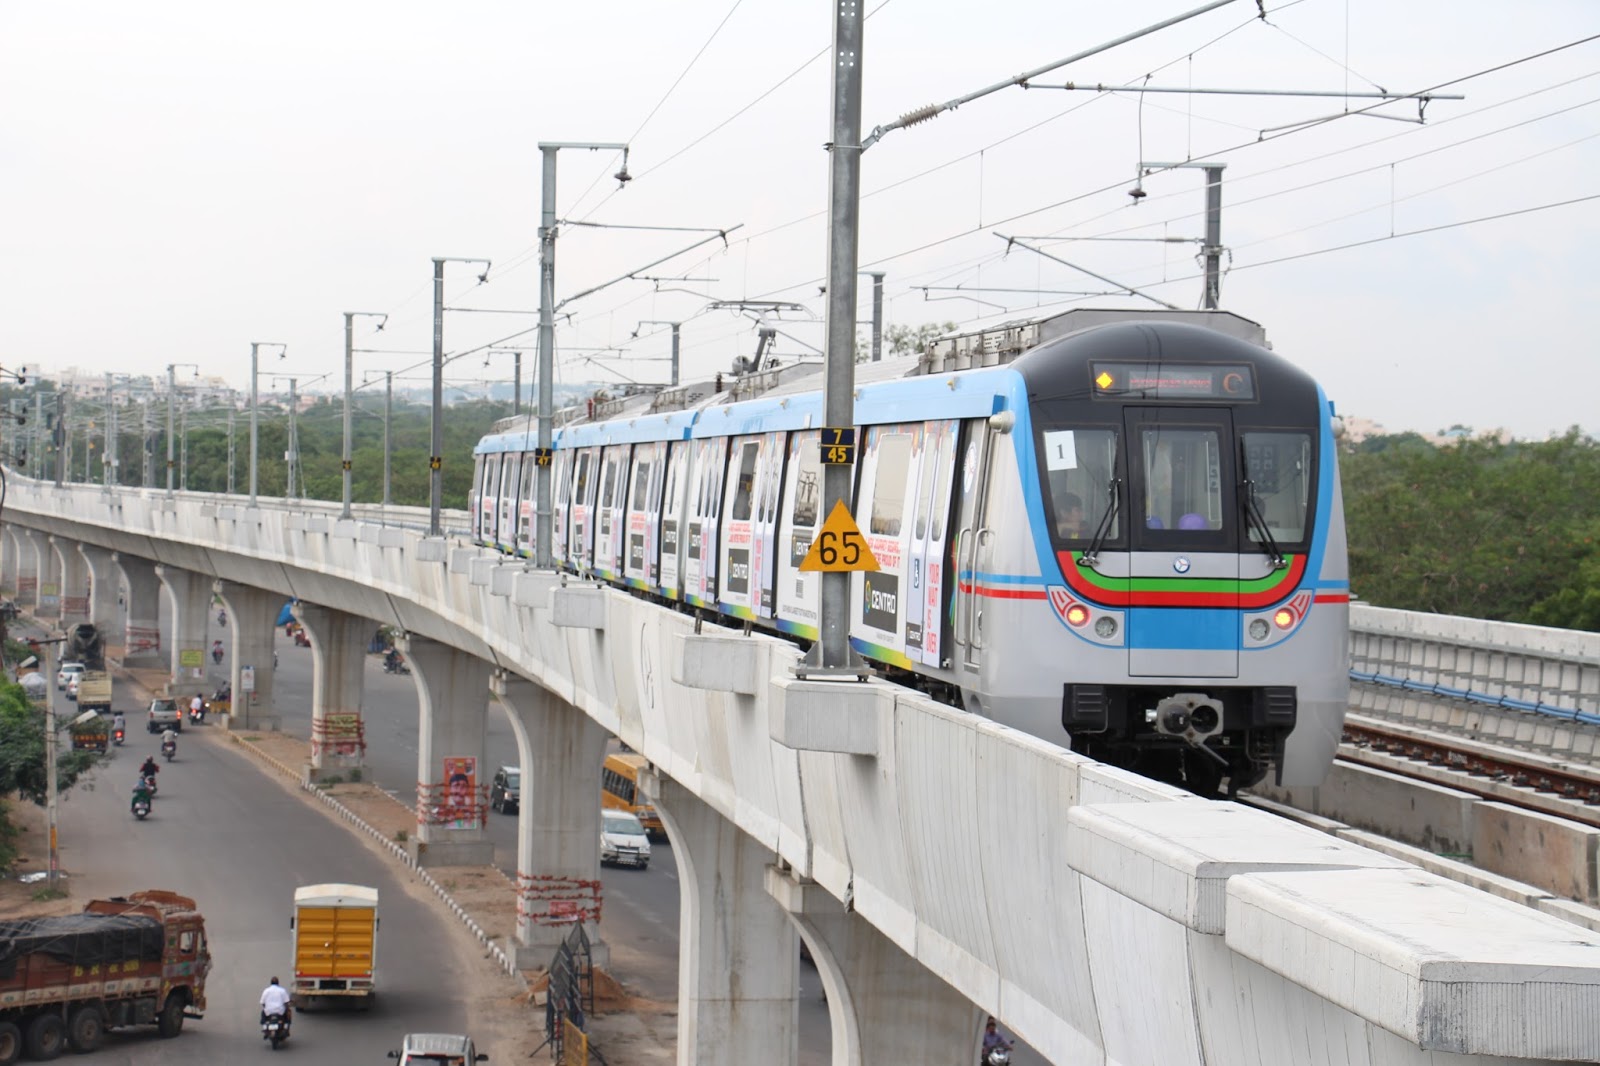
[287,378,298,500]
[1203,165,1224,310]
[165,365,175,495]
[102,374,113,491]
[513,351,522,416]
[868,271,885,361]
[670,324,680,387]
[249,343,259,505]
[535,147,558,568]
[430,258,445,537]
[383,371,393,507]
[342,313,354,519]
[814,0,865,672]
[226,408,235,495]
[44,642,59,893]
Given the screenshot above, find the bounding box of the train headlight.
[1065,604,1090,627]
[1248,618,1269,641]
[1272,608,1295,629]
[1094,616,1118,639]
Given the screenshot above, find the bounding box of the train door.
[905,419,958,669]
[515,449,537,559]
[594,447,629,580]
[718,435,764,617]
[952,422,998,670]
[553,449,574,568]
[850,423,918,663]
[624,442,665,589]
[751,430,785,618]
[658,443,689,598]
[1124,407,1239,677]
[685,438,728,607]
[497,452,522,553]
[470,453,486,544]
[774,430,823,638]
[479,453,502,547]
[570,448,600,572]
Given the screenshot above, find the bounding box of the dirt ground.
[0,796,80,919]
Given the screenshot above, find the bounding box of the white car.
[387,1032,487,1064]
[57,662,85,691]
[65,675,80,701]
[600,809,651,869]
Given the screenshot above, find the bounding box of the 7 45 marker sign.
[799,500,880,573]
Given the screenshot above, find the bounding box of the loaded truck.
[64,623,112,716]
[290,884,378,1008]
[0,890,210,1061]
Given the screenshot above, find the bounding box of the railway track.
[1339,713,1600,828]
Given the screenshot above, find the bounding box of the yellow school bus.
[601,752,665,840]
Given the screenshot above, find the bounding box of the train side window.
[573,453,591,504]
[631,457,654,511]
[869,429,915,536]
[790,435,821,528]
[912,425,938,539]
[929,423,956,542]
[731,441,759,521]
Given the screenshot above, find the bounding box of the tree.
[0,681,98,806]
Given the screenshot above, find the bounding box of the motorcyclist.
[260,976,293,1031]
[211,639,224,664]
[140,755,160,781]
[161,727,177,756]
[384,647,401,671]
[131,776,153,814]
[190,693,205,724]
[111,711,126,735]
[981,1018,1013,1063]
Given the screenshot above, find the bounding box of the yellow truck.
[290,884,378,1008]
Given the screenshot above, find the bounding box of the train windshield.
[1240,431,1312,544]
[1138,425,1225,534]
[1038,426,1119,542]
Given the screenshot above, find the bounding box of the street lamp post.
[535,141,630,568]
[342,312,388,520]
[428,257,491,538]
[249,342,286,507]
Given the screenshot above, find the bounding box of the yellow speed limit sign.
[799,501,880,573]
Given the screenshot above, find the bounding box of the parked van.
[291,884,378,1007]
[601,752,665,840]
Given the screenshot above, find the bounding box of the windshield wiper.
[1078,477,1121,568]
[1237,446,1286,569]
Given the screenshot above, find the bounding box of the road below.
[51,691,499,1064]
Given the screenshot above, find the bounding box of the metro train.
[471,309,1349,794]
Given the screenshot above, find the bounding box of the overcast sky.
[3,1,1597,438]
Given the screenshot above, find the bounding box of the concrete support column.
[649,776,799,1066]
[78,544,119,637]
[400,634,493,867]
[155,564,210,700]
[490,673,610,970]
[769,870,980,1066]
[1,527,20,597]
[293,602,370,782]
[51,537,89,626]
[114,554,163,665]
[25,530,56,617]
[16,530,41,609]
[213,581,282,732]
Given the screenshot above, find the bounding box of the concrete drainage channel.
[1248,751,1600,932]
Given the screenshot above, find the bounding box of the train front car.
[996,320,1348,795]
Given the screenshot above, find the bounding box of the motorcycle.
[112,727,125,746]
[161,738,176,762]
[131,789,151,820]
[190,699,207,725]
[211,648,223,665]
[383,657,410,676]
[261,1013,290,1050]
[983,1046,1013,1066]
